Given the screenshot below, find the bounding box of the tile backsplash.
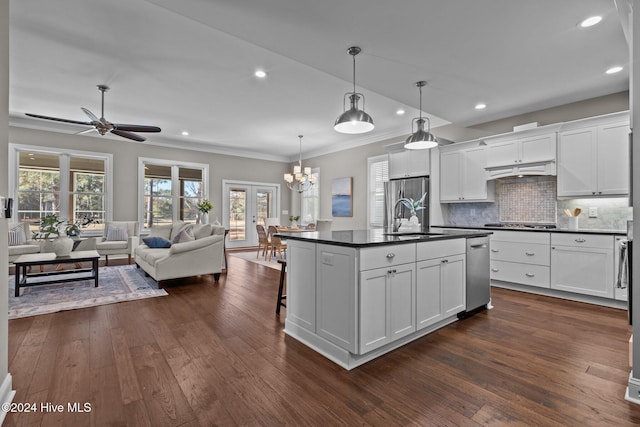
[444,176,632,230]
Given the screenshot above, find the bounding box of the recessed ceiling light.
[254,70,267,78]
[605,66,623,74]
[396,109,405,115]
[181,131,189,136]
[475,103,487,110]
[580,16,602,28]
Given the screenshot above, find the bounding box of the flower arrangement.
[32,214,93,239]
[289,215,300,222]
[398,192,427,215]
[197,199,213,214]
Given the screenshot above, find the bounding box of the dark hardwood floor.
[5,255,640,426]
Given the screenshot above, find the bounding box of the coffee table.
[13,250,100,297]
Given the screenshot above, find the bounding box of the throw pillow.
[192,224,212,240]
[8,224,26,246]
[173,226,195,243]
[142,236,172,248]
[106,224,129,241]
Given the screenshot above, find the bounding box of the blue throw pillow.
[142,236,172,248]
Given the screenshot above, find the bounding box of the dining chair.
[267,225,287,261]
[256,224,269,258]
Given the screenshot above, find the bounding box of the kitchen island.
[276,229,492,369]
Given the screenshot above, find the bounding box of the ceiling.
[8,0,629,162]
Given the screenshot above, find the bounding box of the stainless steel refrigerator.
[383,176,429,232]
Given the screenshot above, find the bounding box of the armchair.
[96,221,140,265]
[8,222,40,264]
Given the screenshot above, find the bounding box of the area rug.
[228,250,282,270]
[8,264,168,319]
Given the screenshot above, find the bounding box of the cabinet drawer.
[490,260,550,288]
[490,241,550,266]
[491,230,550,244]
[360,244,415,271]
[416,238,465,261]
[551,233,613,249]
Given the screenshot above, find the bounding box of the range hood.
[485,160,556,180]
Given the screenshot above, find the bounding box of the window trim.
[138,157,209,231]
[300,167,320,226]
[367,154,389,229]
[9,143,113,233]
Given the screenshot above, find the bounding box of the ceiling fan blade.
[110,129,146,142]
[25,113,93,126]
[75,128,97,135]
[112,123,161,133]
[81,107,101,123]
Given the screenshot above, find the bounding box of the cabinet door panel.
[388,150,408,179]
[389,264,416,340]
[287,241,317,331]
[406,149,430,177]
[416,259,442,329]
[462,147,488,200]
[442,255,466,317]
[520,133,556,164]
[360,269,389,353]
[558,127,596,197]
[597,121,630,195]
[550,246,614,298]
[440,151,461,201]
[486,140,518,167]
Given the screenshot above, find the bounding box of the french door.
[223,180,280,248]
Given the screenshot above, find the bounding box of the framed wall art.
[331,177,352,217]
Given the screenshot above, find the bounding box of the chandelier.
[284,135,316,193]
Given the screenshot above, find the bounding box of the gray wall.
[9,127,291,225]
[1,0,9,402]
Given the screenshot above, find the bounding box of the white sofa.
[135,222,225,286]
[8,222,40,263]
[96,221,140,265]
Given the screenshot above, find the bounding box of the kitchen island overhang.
[276,229,492,370]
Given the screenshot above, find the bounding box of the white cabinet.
[486,133,556,168]
[416,239,466,330]
[389,148,430,179]
[360,262,416,354]
[550,234,614,298]
[440,146,494,202]
[557,120,630,197]
[287,240,317,332]
[490,231,551,289]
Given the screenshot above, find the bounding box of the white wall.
[0,0,14,418]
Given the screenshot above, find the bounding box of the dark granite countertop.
[432,225,626,236]
[275,228,492,248]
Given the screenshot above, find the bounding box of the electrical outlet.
[588,207,598,218]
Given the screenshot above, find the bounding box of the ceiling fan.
[25,85,161,142]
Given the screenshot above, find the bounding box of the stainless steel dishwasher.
[459,236,491,318]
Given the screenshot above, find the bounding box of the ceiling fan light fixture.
[334,46,374,134]
[404,81,438,150]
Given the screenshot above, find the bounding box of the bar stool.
[276,259,287,314]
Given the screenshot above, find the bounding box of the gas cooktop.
[484,223,557,229]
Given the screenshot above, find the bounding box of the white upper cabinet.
[388,148,430,179]
[486,133,556,168]
[440,145,494,202]
[557,116,629,197]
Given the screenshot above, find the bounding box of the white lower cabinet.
[550,234,614,299]
[490,231,551,288]
[359,263,416,354]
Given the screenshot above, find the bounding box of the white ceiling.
[8,0,629,162]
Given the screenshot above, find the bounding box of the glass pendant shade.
[334,47,374,134]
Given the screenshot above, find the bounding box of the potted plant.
[289,215,300,228]
[197,199,213,224]
[33,213,74,256]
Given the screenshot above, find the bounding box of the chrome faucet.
[392,198,411,232]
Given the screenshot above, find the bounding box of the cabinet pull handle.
[491,249,499,253]
[491,268,499,272]
[441,259,449,263]
[525,273,535,277]
[388,269,397,274]
[386,253,395,259]
[525,252,535,256]
[574,238,586,243]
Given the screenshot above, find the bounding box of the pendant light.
[334,46,375,134]
[284,135,316,193]
[404,81,438,150]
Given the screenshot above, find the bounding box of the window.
[139,158,208,231]
[368,155,389,228]
[301,168,320,226]
[10,145,111,235]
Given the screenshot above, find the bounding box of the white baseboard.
[0,373,16,425]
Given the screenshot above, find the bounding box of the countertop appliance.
[383,176,429,233]
[459,236,491,318]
